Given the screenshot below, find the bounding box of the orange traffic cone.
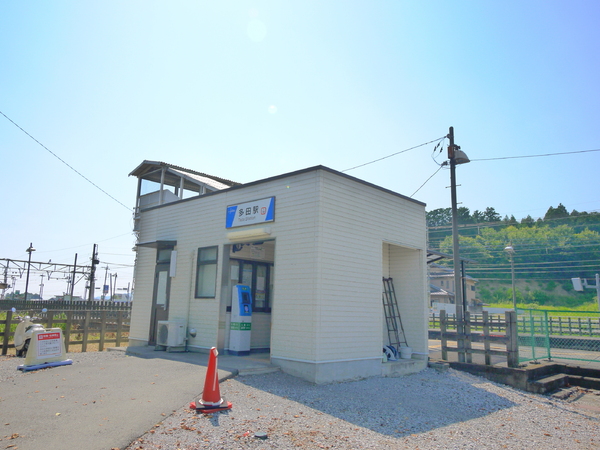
[190,347,232,413]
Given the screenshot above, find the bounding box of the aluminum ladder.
[382,277,408,351]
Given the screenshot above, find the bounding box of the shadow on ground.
[232,369,516,438]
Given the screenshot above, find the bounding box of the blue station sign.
[226,197,275,229]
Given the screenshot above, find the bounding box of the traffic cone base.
[191,399,232,414]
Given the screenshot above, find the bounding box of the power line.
[428,213,600,230]
[411,166,443,197]
[471,148,600,162]
[341,136,446,172]
[0,110,131,211]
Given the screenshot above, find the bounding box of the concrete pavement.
[1,347,277,450]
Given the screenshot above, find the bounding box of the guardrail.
[430,309,600,365]
[431,310,519,367]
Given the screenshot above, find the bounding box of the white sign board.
[226,197,275,229]
[36,331,63,358]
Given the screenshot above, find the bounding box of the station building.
[128,161,429,383]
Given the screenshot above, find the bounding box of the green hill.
[427,204,600,309]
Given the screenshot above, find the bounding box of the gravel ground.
[125,366,599,450]
[2,352,599,449]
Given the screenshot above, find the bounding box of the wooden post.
[116,310,124,347]
[440,309,448,361]
[99,311,107,351]
[483,311,491,366]
[506,310,519,368]
[559,316,563,335]
[82,310,91,352]
[64,311,72,352]
[464,311,472,363]
[1,310,12,355]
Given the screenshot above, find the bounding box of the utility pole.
[448,126,468,363]
[70,253,78,299]
[24,243,36,302]
[110,272,117,301]
[39,274,45,300]
[449,128,463,317]
[505,245,517,310]
[101,265,110,301]
[1,265,7,300]
[88,244,99,303]
[597,273,600,310]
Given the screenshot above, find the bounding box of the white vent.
[157,321,186,347]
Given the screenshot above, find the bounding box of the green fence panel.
[517,308,600,364]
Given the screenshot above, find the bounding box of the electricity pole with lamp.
[448,127,471,363]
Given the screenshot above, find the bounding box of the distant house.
[429,263,480,312]
[128,161,430,384]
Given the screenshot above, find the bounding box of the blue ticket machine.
[229,284,252,355]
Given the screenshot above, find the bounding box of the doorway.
[223,240,275,352]
[149,248,173,345]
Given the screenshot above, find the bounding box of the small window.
[157,248,172,263]
[195,246,218,298]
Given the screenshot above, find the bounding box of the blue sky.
[1,1,599,298]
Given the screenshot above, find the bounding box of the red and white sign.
[36,332,63,358]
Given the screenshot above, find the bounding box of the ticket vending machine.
[229,284,252,355]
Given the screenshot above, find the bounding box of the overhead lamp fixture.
[227,227,272,241]
[454,148,470,165]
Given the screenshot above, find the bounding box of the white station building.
[128,161,429,383]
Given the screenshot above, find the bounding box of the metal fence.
[0,299,132,312]
[517,309,600,364]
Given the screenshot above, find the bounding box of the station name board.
[226,197,275,229]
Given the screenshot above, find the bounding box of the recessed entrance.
[218,240,275,353]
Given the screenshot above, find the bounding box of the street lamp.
[505,245,516,310]
[24,243,36,301]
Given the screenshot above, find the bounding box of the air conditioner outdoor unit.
[157,321,186,347]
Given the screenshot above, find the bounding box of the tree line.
[427,204,600,283]
[427,203,600,231]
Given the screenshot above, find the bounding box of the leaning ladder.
[382,277,408,350]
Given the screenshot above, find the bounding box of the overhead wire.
[0,110,131,211]
[471,148,600,162]
[341,136,446,172]
[411,166,444,197]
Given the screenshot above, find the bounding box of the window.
[157,248,172,263]
[195,246,218,298]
